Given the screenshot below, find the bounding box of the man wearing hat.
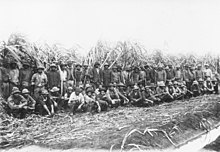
[68,87,85,114]
[203,64,212,80]
[166,64,175,82]
[116,82,129,105]
[195,64,204,81]
[175,65,183,82]
[59,63,68,96]
[73,63,82,87]
[19,61,32,90]
[91,62,102,89]
[111,65,122,84]
[47,63,61,90]
[130,66,140,85]
[22,89,36,110]
[7,87,28,118]
[9,61,19,91]
[96,87,109,112]
[102,63,111,88]
[129,85,149,107]
[156,65,167,84]
[155,81,173,102]
[122,66,132,85]
[191,80,200,97]
[66,61,74,87]
[198,78,206,95]
[204,77,214,94]
[31,65,48,99]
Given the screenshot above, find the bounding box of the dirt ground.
[1,95,220,151]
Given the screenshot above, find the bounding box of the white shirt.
[60,70,68,81]
[203,68,212,78]
[68,92,84,104]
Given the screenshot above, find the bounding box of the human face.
[38,69,43,73]
[101,91,106,95]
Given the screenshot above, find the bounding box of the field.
[1,94,220,151]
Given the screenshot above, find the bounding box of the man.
[73,63,82,87]
[204,77,214,94]
[122,66,132,85]
[198,78,206,95]
[144,64,152,84]
[203,64,212,80]
[195,64,204,81]
[1,61,10,98]
[91,62,102,89]
[84,88,101,113]
[156,65,167,84]
[21,89,36,110]
[7,87,28,118]
[155,81,173,102]
[175,65,183,82]
[106,83,121,108]
[116,82,129,105]
[166,64,175,82]
[59,63,68,96]
[111,65,121,84]
[66,61,74,87]
[183,65,195,90]
[191,81,200,97]
[31,65,48,100]
[9,61,19,91]
[102,63,112,88]
[96,87,109,111]
[131,66,140,85]
[47,63,61,90]
[19,61,32,90]
[68,87,85,114]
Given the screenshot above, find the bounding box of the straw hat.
[86,88,94,94]
[157,81,165,87]
[173,81,178,85]
[117,82,126,87]
[99,87,106,92]
[22,89,30,94]
[11,87,21,94]
[192,81,199,85]
[50,63,57,67]
[198,78,204,82]
[133,85,139,90]
[67,86,73,90]
[42,89,49,95]
[37,65,44,70]
[50,87,60,92]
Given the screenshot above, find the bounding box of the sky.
[0,0,220,56]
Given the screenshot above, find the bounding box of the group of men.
[0,60,219,118]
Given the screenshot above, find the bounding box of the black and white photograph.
[1,0,220,152]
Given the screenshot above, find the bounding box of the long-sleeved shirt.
[9,69,19,84]
[68,92,84,104]
[31,72,48,87]
[156,70,167,82]
[19,68,32,85]
[7,94,27,109]
[203,69,212,78]
[47,70,61,89]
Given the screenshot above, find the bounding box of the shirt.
[31,72,48,87]
[60,70,68,81]
[203,69,212,78]
[9,69,19,84]
[68,92,84,104]
[7,94,27,109]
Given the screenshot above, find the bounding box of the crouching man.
[36,89,54,116]
[21,89,36,113]
[7,87,28,118]
[68,87,85,114]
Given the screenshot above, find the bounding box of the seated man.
[7,87,28,118]
[173,81,182,99]
[212,77,218,94]
[106,83,121,108]
[68,87,85,114]
[198,78,206,95]
[155,81,173,102]
[144,85,161,104]
[96,87,109,112]
[166,81,176,101]
[63,86,74,109]
[191,81,200,97]
[129,85,149,107]
[204,77,214,94]
[21,89,36,111]
[50,87,61,109]
[84,88,101,113]
[116,82,129,106]
[36,89,54,116]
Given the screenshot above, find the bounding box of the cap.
[22,89,30,94]
[50,87,60,92]
[11,87,21,94]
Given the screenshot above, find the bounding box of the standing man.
[195,64,204,81]
[203,64,212,80]
[31,65,48,100]
[156,64,167,85]
[91,62,102,89]
[59,63,68,96]
[73,63,82,87]
[19,61,33,90]
[47,63,61,90]
[101,63,112,88]
[8,61,19,91]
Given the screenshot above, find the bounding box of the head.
[205,64,209,69]
[37,67,44,73]
[145,86,151,92]
[22,89,30,98]
[133,85,139,92]
[76,64,81,70]
[104,64,109,70]
[23,63,29,69]
[10,62,17,69]
[94,62,100,68]
[75,87,81,96]
[67,87,73,94]
[50,64,57,71]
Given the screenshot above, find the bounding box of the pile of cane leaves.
[1,95,220,151]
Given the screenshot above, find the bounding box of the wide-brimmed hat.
[157,81,166,87]
[94,62,100,66]
[192,81,199,85]
[198,78,204,82]
[104,63,109,67]
[133,85,139,90]
[150,83,156,88]
[75,87,81,92]
[11,87,21,94]
[67,86,73,90]
[86,88,94,93]
[22,62,29,66]
[212,77,217,82]
[50,87,60,92]
[173,81,178,85]
[99,87,106,92]
[37,65,44,70]
[22,89,30,94]
[206,77,211,81]
[204,63,209,66]
[75,63,82,67]
[41,89,49,95]
[50,63,57,67]
[117,82,126,87]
